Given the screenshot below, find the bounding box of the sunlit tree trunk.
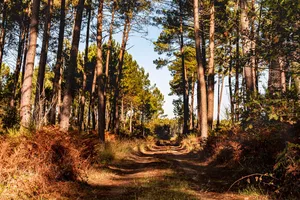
[194,0,208,138]
[20,0,41,130]
[207,0,215,129]
[79,7,91,131]
[113,15,131,134]
[250,0,257,94]
[189,73,196,130]
[50,0,65,124]
[60,0,85,131]
[129,102,133,133]
[217,73,225,128]
[96,0,105,141]
[240,0,254,95]
[34,0,53,127]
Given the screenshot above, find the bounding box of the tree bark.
[50,0,65,124]
[217,73,225,128]
[113,15,131,134]
[129,101,133,133]
[179,0,189,135]
[20,0,41,130]
[0,0,7,91]
[104,1,116,130]
[60,0,85,131]
[207,0,215,129]
[193,0,208,138]
[21,24,29,86]
[34,0,53,128]
[189,73,195,130]
[90,66,97,130]
[234,0,240,121]
[79,7,91,131]
[10,21,26,107]
[228,40,235,123]
[240,0,254,95]
[96,0,105,141]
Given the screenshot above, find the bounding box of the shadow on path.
[64,141,267,200]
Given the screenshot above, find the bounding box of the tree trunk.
[10,22,26,107]
[79,7,91,131]
[207,0,215,129]
[21,24,29,85]
[60,0,85,131]
[20,0,41,130]
[217,73,225,128]
[189,73,195,130]
[90,61,97,130]
[50,0,65,124]
[34,0,53,128]
[234,0,240,121]
[280,57,286,93]
[96,0,105,141]
[129,102,133,134]
[240,0,254,95]
[193,0,208,138]
[228,40,235,123]
[179,0,189,135]
[268,56,285,94]
[250,0,257,94]
[113,15,131,134]
[104,1,116,130]
[0,0,7,91]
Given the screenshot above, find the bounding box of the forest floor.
[66,141,269,200]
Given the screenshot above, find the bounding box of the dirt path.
[71,142,268,200]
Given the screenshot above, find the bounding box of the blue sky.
[113,25,177,118]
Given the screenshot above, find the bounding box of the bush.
[0,127,93,198]
[273,142,300,198]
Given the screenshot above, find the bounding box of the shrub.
[273,142,300,198]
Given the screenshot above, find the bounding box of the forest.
[0,0,299,199]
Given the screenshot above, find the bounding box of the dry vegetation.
[0,122,299,199]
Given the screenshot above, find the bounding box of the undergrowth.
[0,127,147,199]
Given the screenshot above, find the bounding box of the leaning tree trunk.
[113,15,131,134]
[96,0,105,141]
[207,0,215,129]
[20,0,41,130]
[34,0,53,128]
[50,0,66,124]
[193,0,208,138]
[60,0,85,131]
[179,0,189,135]
[79,7,91,131]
